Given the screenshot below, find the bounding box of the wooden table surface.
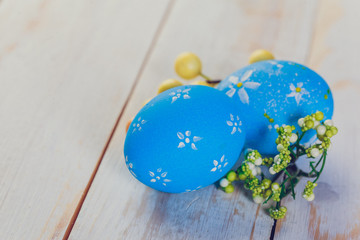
[0,0,358,239]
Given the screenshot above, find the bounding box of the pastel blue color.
[124,85,245,193]
[217,60,334,155]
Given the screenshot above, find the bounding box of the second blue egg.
[217,60,334,155]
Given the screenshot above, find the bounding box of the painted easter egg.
[217,60,334,155]
[124,85,245,193]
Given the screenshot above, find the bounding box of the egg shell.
[217,60,334,155]
[124,85,245,193]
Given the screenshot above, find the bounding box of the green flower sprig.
[218,111,338,219]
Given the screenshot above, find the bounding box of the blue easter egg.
[124,85,245,193]
[217,60,334,155]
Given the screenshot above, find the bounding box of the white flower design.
[149,168,171,186]
[177,131,202,150]
[286,83,309,105]
[125,156,136,177]
[227,114,242,134]
[132,117,147,133]
[169,88,191,103]
[225,70,261,104]
[211,155,228,172]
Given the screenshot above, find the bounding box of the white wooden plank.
[0,0,169,239]
[69,1,318,239]
[274,0,360,239]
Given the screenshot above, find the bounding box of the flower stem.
[313,151,327,183]
[284,169,296,199]
[263,193,274,204]
[199,72,222,84]
[292,131,306,157]
[298,170,317,178]
[297,131,306,143]
[279,176,290,198]
[289,148,297,158]
[206,79,222,84]
[283,177,300,198]
[199,72,211,81]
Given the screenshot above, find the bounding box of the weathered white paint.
[274,0,360,239]
[0,0,169,239]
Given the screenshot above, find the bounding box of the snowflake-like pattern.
[149,168,171,186]
[177,131,202,150]
[227,114,242,134]
[132,117,147,133]
[211,155,228,172]
[169,88,191,103]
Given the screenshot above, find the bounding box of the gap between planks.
[62,0,176,239]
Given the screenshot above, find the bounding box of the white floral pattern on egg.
[217,60,334,155]
[124,85,245,193]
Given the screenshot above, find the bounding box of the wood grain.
[0,0,168,239]
[68,1,319,239]
[274,0,360,239]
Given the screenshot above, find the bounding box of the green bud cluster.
[298,111,324,132]
[305,144,323,158]
[302,181,317,201]
[275,125,295,148]
[217,111,338,220]
[272,150,291,173]
[232,150,276,203]
[251,178,272,198]
[317,125,337,150]
[271,183,281,202]
[237,150,264,182]
[262,157,273,167]
[244,177,259,191]
[271,126,294,173]
[219,171,238,193]
[320,137,331,149]
[238,162,253,180]
[269,207,287,219]
[245,150,262,165]
[311,116,338,152]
